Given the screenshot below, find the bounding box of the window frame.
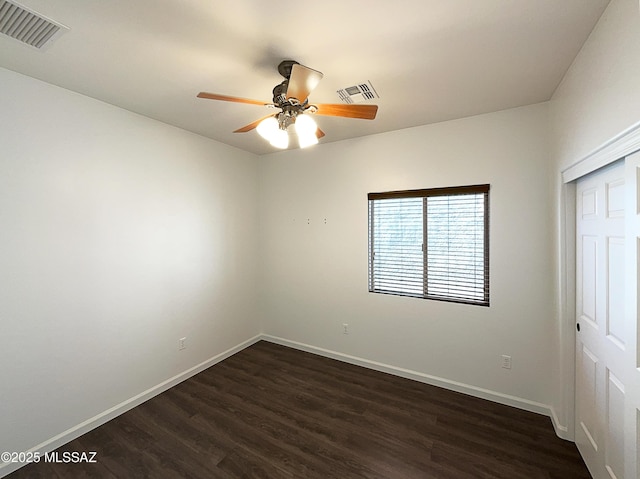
[368,184,490,307]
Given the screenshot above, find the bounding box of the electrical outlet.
[179,337,187,350]
[501,355,512,369]
[343,323,349,335]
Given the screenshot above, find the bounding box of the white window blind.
[368,185,490,306]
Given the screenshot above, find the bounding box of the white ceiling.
[0,0,610,156]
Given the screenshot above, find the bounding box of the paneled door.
[575,155,639,479]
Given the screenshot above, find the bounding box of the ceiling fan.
[197,60,378,149]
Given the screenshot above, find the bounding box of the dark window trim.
[368,184,490,200]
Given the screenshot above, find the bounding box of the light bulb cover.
[295,114,317,137]
[269,128,289,149]
[257,116,278,141]
[298,132,319,149]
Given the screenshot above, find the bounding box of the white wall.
[549,0,640,435]
[552,0,640,171]
[0,68,260,461]
[259,103,555,411]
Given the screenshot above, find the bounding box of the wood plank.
[8,341,591,478]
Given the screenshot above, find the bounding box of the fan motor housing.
[272,81,288,104]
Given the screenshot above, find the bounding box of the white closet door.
[621,152,640,479]
[575,160,628,479]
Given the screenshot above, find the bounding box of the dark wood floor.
[9,341,590,478]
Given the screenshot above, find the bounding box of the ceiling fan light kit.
[197,60,379,150]
[257,110,318,149]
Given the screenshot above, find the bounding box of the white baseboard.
[261,334,560,425]
[549,406,571,441]
[0,334,262,478]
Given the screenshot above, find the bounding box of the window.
[368,184,490,306]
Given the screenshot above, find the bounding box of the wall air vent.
[0,0,68,50]
[337,81,379,104]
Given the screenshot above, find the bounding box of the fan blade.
[233,115,274,133]
[197,92,268,106]
[313,103,378,120]
[316,127,325,139]
[286,64,323,103]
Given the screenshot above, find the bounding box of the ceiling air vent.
[337,81,379,104]
[0,0,68,50]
